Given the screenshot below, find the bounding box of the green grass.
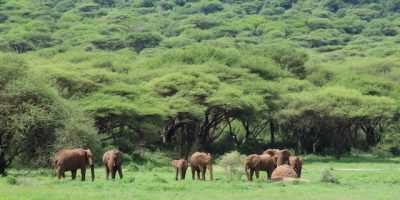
[1,156,399,200]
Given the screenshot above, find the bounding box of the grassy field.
[1,156,399,200]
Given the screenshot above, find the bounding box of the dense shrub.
[321,169,339,183]
[218,151,246,181]
[307,18,333,30]
[127,32,163,53]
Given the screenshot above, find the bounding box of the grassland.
[1,155,399,200]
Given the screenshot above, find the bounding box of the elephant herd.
[244,149,302,181]
[53,148,301,182]
[173,149,302,181]
[54,148,123,181]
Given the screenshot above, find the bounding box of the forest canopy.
[1,0,400,174]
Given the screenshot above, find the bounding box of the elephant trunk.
[207,164,213,181]
[244,164,249,181]
[90,164,95,181]
[108,162,114,170]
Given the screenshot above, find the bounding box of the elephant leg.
[191,167,195,180]
[199,166,205,180]
[255,169,260,179]
[267,169,273,179]
[175,169,179,180]
[249,168,254,181]
[81,167,86,181]
[117,166,123,179]
[71,170,77,180]
[56,167,62,179]
[182,168,186,180]
[111,168,116,180]
[196,170,200,180]
[105,167,110,180]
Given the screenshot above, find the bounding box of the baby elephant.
[102,149,123,180]
[172,159,187,180]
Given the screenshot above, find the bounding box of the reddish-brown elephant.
[289,156,302,178]
[54,148,95,181]
[190,152,213,181]
[172,159,187,180]
[244,154,276,181]
[103,149,123,180]
[263,149,291,166]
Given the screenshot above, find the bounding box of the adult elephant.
[289,156,302,178]
[244,154,276,181]
[103,149,123,180]
[263,149,291,166]
[190,151,213,181]
[54,148,95,181]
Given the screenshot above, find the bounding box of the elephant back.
[103,149,123,165]
[53,149,87,169]
[244,154,261,168]
[190,152,212,166]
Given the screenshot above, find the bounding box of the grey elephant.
[102,149,123,180]
[54,148,95,181]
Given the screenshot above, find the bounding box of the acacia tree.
[0,55,98,175]
[81,83,169,151]
[280,87,396,159]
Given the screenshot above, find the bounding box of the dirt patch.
[335,168,384,171]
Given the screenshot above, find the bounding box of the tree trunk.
[270,120,275,145]
[364,125,378,147]
[293,130,302,155]
[312,137,320,154]
[0,151,6,175]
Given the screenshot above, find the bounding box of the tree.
[0,55,98,174]
[279,86,396,159]
[266,46,308,79]
[127,32,162,53]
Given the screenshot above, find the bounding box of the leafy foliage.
[1,0,400,174]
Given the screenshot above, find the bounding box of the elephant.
[244,154,276,181]
[263,148,291,166]
[271,164,298,181]
[172,159,187,180]
[289,156,302,178]
[54,148,95,181]
[189,151,213,181]
[102,149,123,180]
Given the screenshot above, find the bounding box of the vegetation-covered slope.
[1,0,400,173]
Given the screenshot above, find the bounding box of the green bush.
[218,151,246,181]
[307,18,333,30]
[6,177,17,185]
[127,32,162,53]
[321,169,339,184]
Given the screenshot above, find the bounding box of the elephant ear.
[252,155,261,167]
[273,155,278,164]
[116,151,123,165]
[205,154,213,164]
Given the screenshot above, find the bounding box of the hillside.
[1,0,400,172]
